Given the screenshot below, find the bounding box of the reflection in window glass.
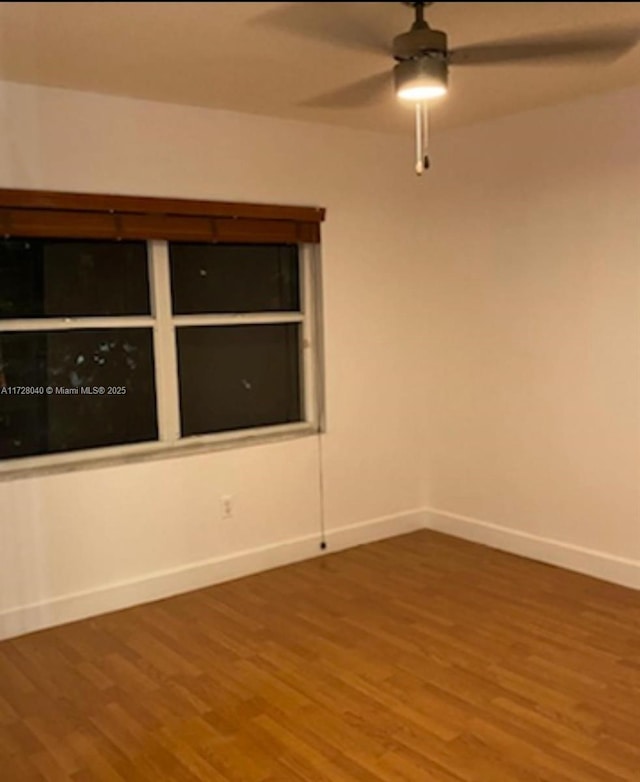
[170,243,299,314]
[0,329,157,459]
[0,238,150,319]
[177,323,301,436]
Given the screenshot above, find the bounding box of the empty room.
[1,2,639,780]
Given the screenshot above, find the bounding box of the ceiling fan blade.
[449,26,639,66]
[300,71,392,109]
[251,2,390,57]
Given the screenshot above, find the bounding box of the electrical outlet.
[220,495,233,520]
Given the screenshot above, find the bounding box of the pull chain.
[415,101,429,175]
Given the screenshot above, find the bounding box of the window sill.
[0,422,319,482]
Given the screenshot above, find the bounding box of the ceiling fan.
[257,2,639,174]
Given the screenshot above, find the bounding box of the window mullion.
[301,244,318,428]
[172,313,303,327]
[149,240,181,442]
[0,317,154,332]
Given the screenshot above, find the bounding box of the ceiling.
[0,2,639,135]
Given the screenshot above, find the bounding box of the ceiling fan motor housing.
[393,26,449,98]
[392,27,448,60]
[394,56,448,98]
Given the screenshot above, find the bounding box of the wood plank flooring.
[1,530,639,781]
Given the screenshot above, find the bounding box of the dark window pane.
[177,324,301,436]
[0,329,157,459]
[170,243,299,314]
[0,238,149,318]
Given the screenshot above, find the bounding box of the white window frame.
[0,240,324,479]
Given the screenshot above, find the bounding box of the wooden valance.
[0,188,325,244]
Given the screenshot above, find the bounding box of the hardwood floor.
[1,530,639,781]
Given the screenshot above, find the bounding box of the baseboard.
[0,509,427,641]
[423,507,640,590]
[324,508,427,553]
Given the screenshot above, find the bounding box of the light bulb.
[397,84,447,102]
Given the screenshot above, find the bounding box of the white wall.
[0,82,429,637]
[420,87,640,587]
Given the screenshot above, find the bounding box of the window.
[169,243,303,435]
[0,189,325,472]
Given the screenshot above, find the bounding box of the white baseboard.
[0,509,426,641]
[325,509,427,553]
[423,507,640,590]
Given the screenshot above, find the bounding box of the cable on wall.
[316,429,328,550]
[309,241,328,551]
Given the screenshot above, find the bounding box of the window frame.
[0,238,324,479]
